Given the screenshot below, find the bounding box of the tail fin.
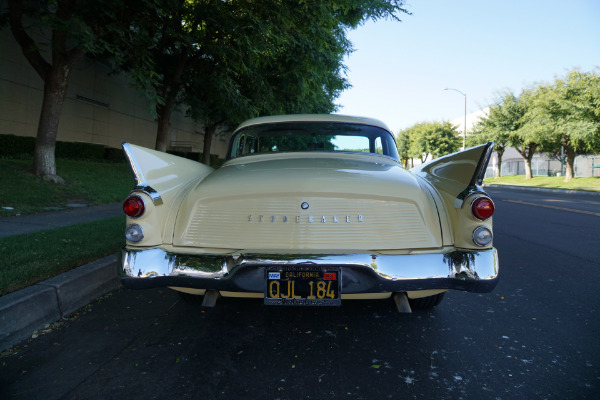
[410,142,493,203]
[122,143,213,205]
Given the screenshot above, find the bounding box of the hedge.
[0,134,223,168]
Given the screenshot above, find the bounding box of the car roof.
[234,114,393,134]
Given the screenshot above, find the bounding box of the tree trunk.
[155,101,173,152]
[524,158,533,180]
[524,143,537,180]
[10,1,83,183]
[564,145,575,182]
[515,143,537,180]
[495,147,505,178]
[154,52,189,152]
[202,123,217,165]
[33,65,71,183]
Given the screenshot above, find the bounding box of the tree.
[399,123,427,164]
[395,129,411,167]
[401,121,460,163]
[467,92,518,178]
[115,0,217,152]
[525,69,600,181]
[118,0,409,161]
[183,0,353,164]
[183,54,259,164]
[494,88,543,180]
[5,0,145,182]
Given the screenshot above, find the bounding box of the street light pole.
[444,88,467,150]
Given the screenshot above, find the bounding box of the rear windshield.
[228,122,399,160]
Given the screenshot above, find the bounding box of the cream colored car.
[120,114,498,311]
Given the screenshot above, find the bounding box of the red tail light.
[471,197,494,220]
[123,195,145,218]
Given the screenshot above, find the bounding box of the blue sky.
[336,0,600,134]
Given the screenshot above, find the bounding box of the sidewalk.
[1,203,123,351]
[483,183,600,196]
[0,202,122,238]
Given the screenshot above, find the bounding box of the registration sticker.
[324,272,336,280]
[268,272,281,280]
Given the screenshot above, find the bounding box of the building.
[449,107,490,145]
[0,29,230,157]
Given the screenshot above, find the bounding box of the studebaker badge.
[247,215,363,223]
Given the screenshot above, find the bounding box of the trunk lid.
[172,153,443,252]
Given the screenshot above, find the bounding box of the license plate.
[264,266,341,306]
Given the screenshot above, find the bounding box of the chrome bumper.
[120,247,499,294]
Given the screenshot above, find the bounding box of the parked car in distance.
[120,114,498,311]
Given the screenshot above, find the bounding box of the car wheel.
[408,292,445,310]
[178,291,204,305]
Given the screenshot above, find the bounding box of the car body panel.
[122,143,214,246]
[411,143,494,249]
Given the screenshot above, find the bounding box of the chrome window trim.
[226,121,400,161]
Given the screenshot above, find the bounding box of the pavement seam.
[38,282,64,317]
[37,282,66,318]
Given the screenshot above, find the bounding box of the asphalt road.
[1,187,599,400]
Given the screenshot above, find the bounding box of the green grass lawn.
[0,216,125,296]
[483,175,600,192]
[0,157,133,295]
[0,158,134,217]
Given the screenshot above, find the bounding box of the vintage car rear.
[120,114,498,311]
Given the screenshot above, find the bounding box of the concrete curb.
[0,254,120,352]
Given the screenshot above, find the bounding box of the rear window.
[228,122,399,160]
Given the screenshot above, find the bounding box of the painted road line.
[505,200,600,216]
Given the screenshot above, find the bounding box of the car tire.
[408,292,445,310]
[178,291,204,305]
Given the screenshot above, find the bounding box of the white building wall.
[449,107,490,135]
[0,29,230,156]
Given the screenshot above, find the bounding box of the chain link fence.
[485,154,600,178]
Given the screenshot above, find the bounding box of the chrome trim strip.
[122,142,145,187]
[122,142,163,205]
[130,186,163,206]
[474,142,494,186]
[121,247,499,294]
